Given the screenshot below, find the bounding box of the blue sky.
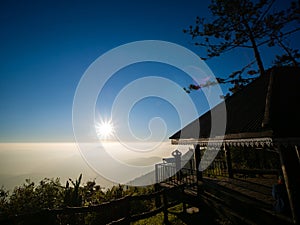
[0,0,299,142]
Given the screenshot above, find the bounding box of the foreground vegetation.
[0,174,162,224]
[0,174,235,225]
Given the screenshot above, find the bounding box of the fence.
[155,161,198,187]
[1,185,185,225]
[155,158,229,185]
[202,159,228,177]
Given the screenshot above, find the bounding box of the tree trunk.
[244,22,265,76]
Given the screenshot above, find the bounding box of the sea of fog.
[0,142,191,191]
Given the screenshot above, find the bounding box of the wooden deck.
[160,175,294,225]
[204,175,276,206]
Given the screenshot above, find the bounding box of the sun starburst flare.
[95,120,115,140]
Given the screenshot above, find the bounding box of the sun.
[95,120,114,140]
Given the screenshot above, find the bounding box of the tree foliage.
[64,174,83,207]
[2,178,63,215]
[0,175,156,225]
[184,0,300,94]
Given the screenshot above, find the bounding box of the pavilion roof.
[169,67,300,146]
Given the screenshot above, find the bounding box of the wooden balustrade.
[1,185,185,225]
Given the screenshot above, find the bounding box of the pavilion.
[169,67,300,224]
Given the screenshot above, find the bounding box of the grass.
[132,204,186,225]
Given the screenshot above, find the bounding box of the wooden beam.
[277,144,300,224]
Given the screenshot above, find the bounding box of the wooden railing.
[203,159,228,177]
[1,185,185,225]
[155,159,279,183]
[155,160,198,186]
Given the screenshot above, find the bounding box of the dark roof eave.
[170,130,273,141]
[171,135,300,147]
[171,130,274,147]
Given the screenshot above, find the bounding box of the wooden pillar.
[162,190,169,224]
[278,144,300,224]
[224,145,233,178]
[194,144,204,197]
[296,145,300,165]
[194,144,202,181]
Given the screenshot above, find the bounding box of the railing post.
[224,145,233,178]
[162,190,168,224]
[154,183,162,208]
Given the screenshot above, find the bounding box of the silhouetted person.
[272,175,288,213]
[172,149,182,181]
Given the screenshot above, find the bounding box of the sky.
[1,0,299,142]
